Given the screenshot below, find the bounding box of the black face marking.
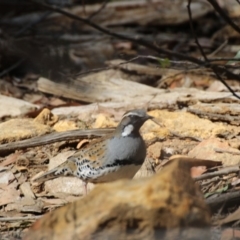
[104,159,142,169]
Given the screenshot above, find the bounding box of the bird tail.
[33,161,73,183]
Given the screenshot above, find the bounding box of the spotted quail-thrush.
[34,109,153,194]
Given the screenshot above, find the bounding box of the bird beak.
[146,114,154,120]
[148,115,165,128]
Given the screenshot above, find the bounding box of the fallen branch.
[0,128,113,155]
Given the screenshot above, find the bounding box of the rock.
[188,137,240,166]
[0,94,38,118]
[44,177,95,197]
[0,118,51,143]
[24,159,210,240]
[34,108,58,126]
[53,120,78,132]
[145,110,232,140]
[92,113,117,129]
[147,142,162,160]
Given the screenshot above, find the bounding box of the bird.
[34,109,153,194]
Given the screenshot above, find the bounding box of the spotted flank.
[75,158,141,183]
[34,157,141,184]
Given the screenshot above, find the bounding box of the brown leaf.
[0,152,20,167]
[0,184,20,206]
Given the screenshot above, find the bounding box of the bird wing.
[34,135,111,183]
[73,139,107,163]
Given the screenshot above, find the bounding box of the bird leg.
[82,181,88,196]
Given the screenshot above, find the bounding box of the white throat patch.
[122,124,134,137]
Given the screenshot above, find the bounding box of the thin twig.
[75,54,240,80]
[194,165,240,181]
[187,0,208,61]
[75,55,197,77]
[0,216,42,221]
[88,0,110,20]
[214,148,240,155]
[207,40,228,58]
[201,177,220,186]
[206,0,240,35]
[187,0,240,99]
[208,58,240,62]
[75,66,111,77]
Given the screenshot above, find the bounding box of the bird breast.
[106,136,146,164]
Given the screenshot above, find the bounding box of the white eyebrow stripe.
[122,112,142,118]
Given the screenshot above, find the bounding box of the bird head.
[117,109,153,137]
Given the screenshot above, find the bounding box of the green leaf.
[158,58,170,68]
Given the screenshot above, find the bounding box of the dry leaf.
[0,170,15,184]
[0,184,20,206]
[0,152,20,167]
[76,139,90,149]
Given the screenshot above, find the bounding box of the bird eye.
[131,115,139,121]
